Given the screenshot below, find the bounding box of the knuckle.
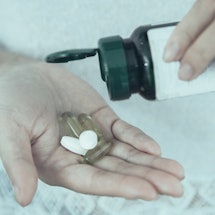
[183,44,211,75]
[126,147,140,161]
[185,44,208,64]
[191,44,210,65]
[177,25,194,43]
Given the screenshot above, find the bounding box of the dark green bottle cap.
[45,36,131,100]
[46,49,97,63]
[98,36,130,100]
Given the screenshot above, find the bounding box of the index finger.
[91,107,161,155]
[163,0,215,62]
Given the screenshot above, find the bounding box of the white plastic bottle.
[46,23,215,101]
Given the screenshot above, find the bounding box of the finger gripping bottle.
[46,23,215,101]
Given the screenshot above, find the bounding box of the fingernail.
[179,63,193,81]
[163,42,180,62]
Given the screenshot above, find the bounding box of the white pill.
[79,130,98,150]
[60,136,87,155]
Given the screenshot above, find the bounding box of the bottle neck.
[130,26,156,100]
[122,38,141,94]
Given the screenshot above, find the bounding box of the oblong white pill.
[60,136,87,155]
[79,130,98,150]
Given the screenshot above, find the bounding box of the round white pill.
[79,130,98,150]
[60,136,87,155]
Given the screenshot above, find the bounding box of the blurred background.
[1,0,215,214]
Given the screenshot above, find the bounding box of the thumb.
[0,118,38,206]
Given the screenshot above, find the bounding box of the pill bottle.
[46,23,215,101]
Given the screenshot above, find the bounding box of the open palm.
[0,51,184,206]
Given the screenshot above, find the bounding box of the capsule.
[58,114,76,137]
[78,114,103,139]
[84,139,113,164]
[61,112,84,137]
[58,112,113,164]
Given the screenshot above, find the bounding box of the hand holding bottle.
[164,0,215,80]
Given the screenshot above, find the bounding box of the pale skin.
[163,0,215,80]
[1,0,214,207]
[0,51,184,206]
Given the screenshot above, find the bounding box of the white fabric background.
[1,0,215,214]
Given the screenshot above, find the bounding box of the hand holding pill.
[59,113,113,163]
[0,51,184,206]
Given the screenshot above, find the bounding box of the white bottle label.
[147,26,215,100]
